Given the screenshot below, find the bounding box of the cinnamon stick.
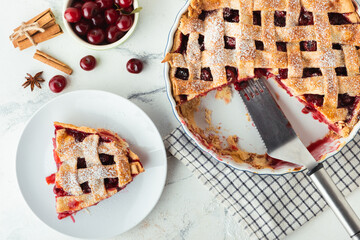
[33,50,73,75]
[10,8,63,50]
[12,9,56,47]
[16,24,63,51]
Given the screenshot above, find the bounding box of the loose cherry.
[87,28,105,44]
[73,2,83,10]
[91,13,105,27]
[105,8,119,24]
[126,58,143,74]
[80,55,97,71]
[64,7,82,23]
[49,75,67,93]
[95,0,114,10]
[115,0,133,8]
[122,6,134,14]
[74,20,91,36]
[82,1,99,19]
[116,15,133,32]
[107,25,125,43]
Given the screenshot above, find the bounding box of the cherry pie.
[163,0,360,137]
[46,122,144,220]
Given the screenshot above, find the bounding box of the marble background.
[1,0,360,239]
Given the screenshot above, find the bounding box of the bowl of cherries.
[63,0,140,50]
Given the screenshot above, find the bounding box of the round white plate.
[16,90,167,239]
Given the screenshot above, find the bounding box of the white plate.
[163,1,360,174]
[16,90,167,239]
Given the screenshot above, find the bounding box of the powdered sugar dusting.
[205,14,225,66]
[56,130,132,198]
[320,50,336,67]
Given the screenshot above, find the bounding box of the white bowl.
[163,0,360,175]
[63,0,140,50]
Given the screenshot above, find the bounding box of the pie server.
[238,78,360,239]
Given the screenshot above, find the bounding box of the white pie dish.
[62,0,140,50]
[163,0,360,175]
[16,90,167,238]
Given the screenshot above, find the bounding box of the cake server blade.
[237,78,316,169]
[237,78,360,239]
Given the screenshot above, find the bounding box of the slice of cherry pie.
[163,0,360,138]
[46,122,144,220]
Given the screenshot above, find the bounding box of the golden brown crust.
[163,0,360,138]
[53,122,144,214]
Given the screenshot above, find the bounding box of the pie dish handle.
[308,163,360,239]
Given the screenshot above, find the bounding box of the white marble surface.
[1,0,360,239]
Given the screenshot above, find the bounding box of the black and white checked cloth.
[164,126,360,240]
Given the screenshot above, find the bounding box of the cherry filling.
[255,40,264,50]
[279,68,288,79]
[77,158,87,169]
[175,68,189,80]
[223,8,239,22]
[298,8,314,25]
[198,34,205,51]
[178,95,188,103]
[224,36,236,49]
[54,186,70,197]
[80,182,92,194]
[253,11,261,26]
[328,13,352,25]
[104,178,119,190]
[303,94,358,123]
[300,41,317,51]
[274,11,286,27]
[174,33,189,54]
[332,43,342,50]
[99,154,115,165]
[198,10,215,21]
[304,94,323,107]
[68,200,81,209]
[302,68,322,78]
[65,129,91,142]
[98,131,117,143]
[46,173,56,185]
[335,67,348,76]
[225,66,238,82]
[201,68,213,81]
[254,68,272,78]
[276,42,287,52]
[234,81,249,91]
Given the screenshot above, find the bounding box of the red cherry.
[74,20,91,36]
[105,8,119,24]
[91,13,105,27]
[116,15,133,32]
[49,75,67,93]
[126,58,143,74]
[82,1,99,19]
[72,2,83,9]
[95,0,114,10]
[115,0,133,8]
[64,7,82,23]
[106,25,125,43]
[122,5,134,13]
[80,55,97,71]
[87,28,105,44]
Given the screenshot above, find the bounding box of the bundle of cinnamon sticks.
[10,9,63,51]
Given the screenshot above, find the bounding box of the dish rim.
[162,0,360,175]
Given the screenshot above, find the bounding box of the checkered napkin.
[164,126,360,240]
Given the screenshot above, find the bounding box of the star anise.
[22,71,45,91]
